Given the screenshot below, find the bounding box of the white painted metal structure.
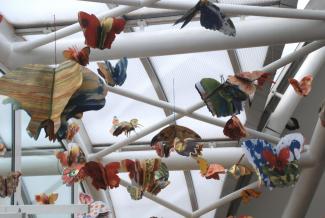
[0,0,325,217]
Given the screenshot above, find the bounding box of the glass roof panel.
[236,46,268,72]
[82,60,166,145]
[109,171,192,218]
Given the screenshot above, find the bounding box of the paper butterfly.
[174,0,236,36]
[240,189,261,204]
[196,157,225,180]
[35,193,58,204]
[78,192,110,218]
[228,164,252,180]
[110,117,142,137]
[84,161,120,190]
[63,46,90,66]
[97,57,128,86]
[0,143,6,156]
[0,171,21,198]
[288,74,313,96]
[223,115,248,140]
[196,78,248,117]
[66,122,80,141]
[320,100,325,127]
[56,144,86,167]
[241,133,304,188]
[78,11,125,49]
[62,164,86,186]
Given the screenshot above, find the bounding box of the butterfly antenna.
[236,153,245,165]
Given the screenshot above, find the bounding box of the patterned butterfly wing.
[4,172,21,197]
[227,75,256,96]
[289,75,313,96]
[78,47,91,66]
[276,133,304,161]
[223,115,248,140]
[78,12,101,48]
[104,162,121,189]
[79,192,94,205]
[174,0,201,28]
[84,161,108,190]
[89,201,110,218]
[205,164,225,180]
[112,57,128,86]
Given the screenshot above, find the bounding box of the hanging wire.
[172,78,176,125]
[53,14,57,66]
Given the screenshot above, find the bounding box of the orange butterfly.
[240,189,261,204]
[196,157,225,180]
[288,74,313,96]
[66,122,80,141]
[35,193,58,204]
[223,115,248,140]
[63,46,90,66]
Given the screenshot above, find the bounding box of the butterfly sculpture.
[35,193,58,204]
[223,115,248,140]
[65,122,80,141]
[97,57,128,87]
[78,192,110,218]
[151,124,203,157]
[196,157,225,180]
[0,172,21,198]
[319,100,325,127]
[288,74,313,96]
[196,78,248,117]
[78,11,125,49]
[84,161,120,190]
[228,164,252,180]
[121,159,170,200]
[241,133,304,188]
[63,46,90,66]
[0,143,6,156]
[174,0,236,36]
[240,189,261,204]
[110,117,142,137]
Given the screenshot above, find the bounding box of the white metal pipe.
[80,0,325,21]
[192,181,259,217]
[0,205,88,214]
[119,179,193,217]
[10,19,325,68]
[12,0,160,52]
[266,46,325,134]
[88,101,204,160]
[282,120,325,218]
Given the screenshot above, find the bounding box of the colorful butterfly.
[78,11,125,49]
[97,57,128,87]
[35,193,58,204]
[0,172,21,198]
[174,0,236,36]
[241,133,304,188]
[55,144,86,168]
[319,100,325,127]
[84,161,120,190]
[151,124,203,157]
[66,122,80,141]
[240,189,261,204]
[223,115,248,140]
[62,164,87,186]
[110,117,142,137]
[0,143,6,156]
[196,157,225,180]
[288,74,313,96]
[228,164,252,180]
[196,78,248,117]
[78,192,110,218]
[63,46,90,66]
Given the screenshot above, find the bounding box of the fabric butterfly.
[0,171,21,198]
[241,133,304,188]
[288,74,313,96]
[151,124,203,157]
[174,0,236,36]
[97,57,128,87]
[196,157,225,180]
[78,11,125,49]
[109,117,142,137]
[84,161,120,190]
[35,193,58,204]
[63,46,90,66]
[78,192,110,218]
[223,115,248,140]
[196,78,248,117]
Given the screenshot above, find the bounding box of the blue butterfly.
[241,133,304,188]
[97,57,128,86]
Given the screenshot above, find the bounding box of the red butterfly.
[78,11,125,49]
[288,74,313,96]
[84,161,120,190]
[262,147,290,172]
[63,46,90,66]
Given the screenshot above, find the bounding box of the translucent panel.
[20,110,60,148]
[298,0,310,9]
[110,171,192,218]
[0,0,108,26]
[23,176,71,218]
[0,96,12,147]
[237,46,268,72]
[82,59,166,145]
[191,171,226,218]
[151,50,234,108]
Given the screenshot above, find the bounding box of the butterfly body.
[97,57,128,86]
[78,11,125,50]
[241,133,304,188]
[174,0,236,36]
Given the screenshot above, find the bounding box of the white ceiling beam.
[9,18,325,68]
[78,0,325,20]
[0,205,88,215]
[12,0,160,52]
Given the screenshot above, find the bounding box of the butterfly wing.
[112,57,128,86]
[104,162,121,189]
[79,192,94,204]
[223,115,248,140]
[196,156,209,176]
[63,47,77,61]
[227,75,256,96]
[78,47,90,66]
[97,62,115,86]
[174,0,200,28]
[276,133,304,162]
[205,164,225,180]
[289,75,313,96]
[78,11,100,48]
[84,161,108,190]
[5,172,21,197]
[48,193,59,204]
